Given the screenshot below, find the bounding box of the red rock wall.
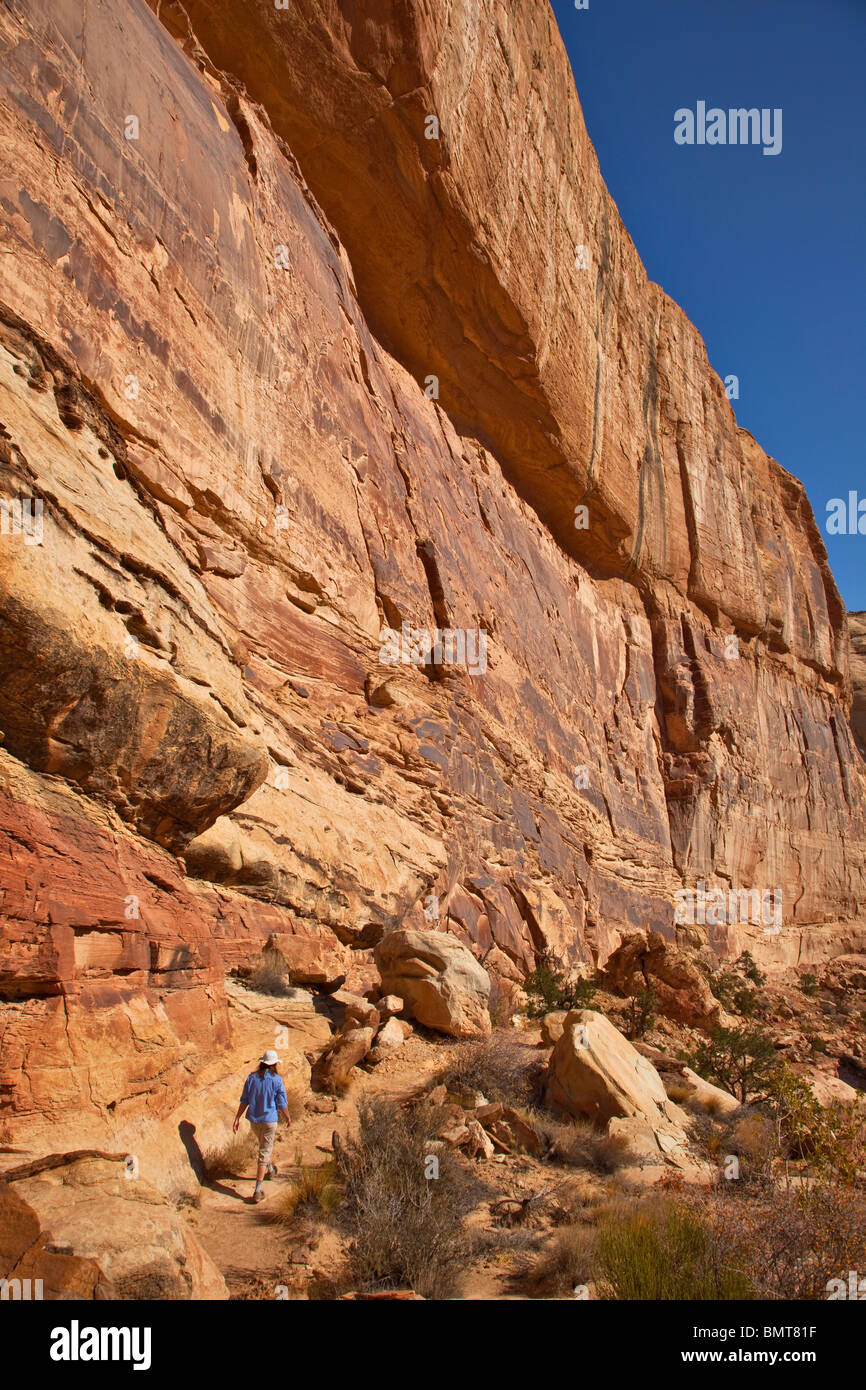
[1,0,864,1140]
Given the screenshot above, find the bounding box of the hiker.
[233,1049,292,1203]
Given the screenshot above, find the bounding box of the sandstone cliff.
[848,612,866,760]
[1,0,864,1150]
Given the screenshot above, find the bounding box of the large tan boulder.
[665,1066,740,1117]
[262,933,350,988]
[0,1156,226,1299]
[374,929,490,1037]
[545,1010,673,1126]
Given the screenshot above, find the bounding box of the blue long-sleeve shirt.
[240,1070,288,1123]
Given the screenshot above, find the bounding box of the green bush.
[763,1066,866,1182]
[707,953,766,1016]
[596,1200,752,1300]
[738,951,766,987]
[523,963,595,1019]
[685,1025,778,1103]
[624,986,658,1040]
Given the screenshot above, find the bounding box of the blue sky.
[550,0,866,610]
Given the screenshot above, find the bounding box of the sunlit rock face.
[0,0,864,1141]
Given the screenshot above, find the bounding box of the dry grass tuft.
[270,1154,341,1223]
[202,1130,258,1180]
[532,1113,631,1173]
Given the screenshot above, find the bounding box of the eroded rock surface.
[375,928,491,1038]
[0,0,864,1160]
[0,1155,227,1299]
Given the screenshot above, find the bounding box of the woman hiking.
[233,1049,293,1202]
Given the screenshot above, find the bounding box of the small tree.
[686,1025,778,1103]
[523,961,595,1019]
[737,951,766,987]
[624,986,658,1040]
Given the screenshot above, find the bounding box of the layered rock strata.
[0,0,864,1147]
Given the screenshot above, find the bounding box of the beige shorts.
[250,1120,278,1163]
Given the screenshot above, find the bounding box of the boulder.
[475,1103,542,1155]
[445,1088,487,1110]
[312,1025,375,1089]
[0,1156,226,1299]
[665,1066,740,1117]
[540,1011,568,1047]
[263,933,349,988]
[376,995,404,1019]
[465,1118,495,1160]
[802,1068,860,1107]
[602,931,720,1029]
[545,1010,676,1128]
[330,989,380,1030]
[374,929,491,1037]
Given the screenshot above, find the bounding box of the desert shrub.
[763,1066,866,1181]
[707,954,766,1016]
[338,1098,472,1299]
[624,986,658,1040]
[449,1032,539,1106]
[523,1225,598,1297]
[523,962,595,1018]
[706,966,739,1009]
[733,986,761,1017]
[596,1198,753,1300]
[738,951,766,987]
[800,972,820,996]
[685,1025,778,1103]
[203,1130,258,1180]
[693,1180,866,1301]
[247,961,290,996]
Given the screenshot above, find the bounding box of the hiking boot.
[251,1189,265,1203]
[266,1163,278,1179]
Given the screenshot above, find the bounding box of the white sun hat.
[259,1049,280,1065]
